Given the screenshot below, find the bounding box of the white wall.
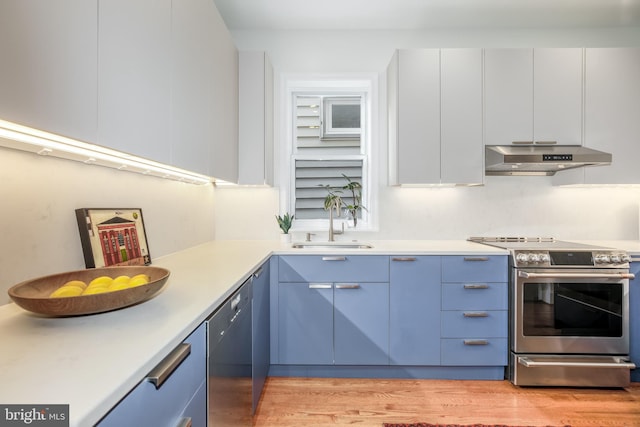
[213,27,640,242]
[0,146,215,305]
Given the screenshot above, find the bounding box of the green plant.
[320,185,343,216]
[340,174,366,227]
[319,175,366,227]
[275,213,294,234]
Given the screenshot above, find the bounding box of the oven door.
[513,268,632,355]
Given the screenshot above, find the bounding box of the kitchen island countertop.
[0,238,527,426]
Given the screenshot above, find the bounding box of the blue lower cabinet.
[273,254,509,379]
[278,282,333,365]
[441,338,508,366]
[252,261,270,413]
[389,256,441,365]
[98,322,207,426]
[334,282,389,365]
[442,255,508,283]
[441,311,508,338]
[630,261,640,382]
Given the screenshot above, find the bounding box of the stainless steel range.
[469,237,636,387]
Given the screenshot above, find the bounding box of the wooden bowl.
[7,266,170,317]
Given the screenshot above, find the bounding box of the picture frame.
[75,208,151,269]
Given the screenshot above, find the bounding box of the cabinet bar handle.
[322,256,346,261]
[511,141,534,145]
[176,418,192,427]
[391,257,416,262]
[309,283,332,289]
[464,284,489,289]
[463,257,489,262]
[534,141,558,145]
[335,283,360,289]
[146,343,191,389]
[463,339,489,345]
[253,267,264,279]
[463,312,489,318]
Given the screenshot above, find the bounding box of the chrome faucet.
[328,206,344,242]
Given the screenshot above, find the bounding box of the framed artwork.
[75,208,151,269]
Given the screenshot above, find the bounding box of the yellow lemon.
[89,276,113,288]
[130,274,150,283]
[112,275,130,286]
[82,287,109,295]
[108,281,131,291]
[50,286,83,298]
[61,280,87,290]
[128,276,150,288]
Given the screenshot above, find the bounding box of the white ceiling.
[213,0,640,31]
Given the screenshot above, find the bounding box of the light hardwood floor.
[253,377,640,427]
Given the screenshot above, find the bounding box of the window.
[280,77,376,232]
[322,96,361,139]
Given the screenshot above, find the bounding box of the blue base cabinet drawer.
[441,311,508,338]
[441,338,508,366]
[279,255,389,283]
[442,282,507,310]
[442,256,508,283]
[98,323,207,426]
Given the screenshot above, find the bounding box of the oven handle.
[518,356,636,369]
[518,271,635,280]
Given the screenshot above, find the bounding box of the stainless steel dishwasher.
[207,278,252,426]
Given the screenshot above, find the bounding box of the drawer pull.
[147,343,191,389]
[391,257,416,262]
[177,417,192,427]
[463,257,489,262]
[253,267,264,279]
[463,312,489,318]
[464,283,489,289]
[463,339,489,346]
[464,284,489,289]
[335,283,360,289]
[322,256,346,261]
[309,283,332,289]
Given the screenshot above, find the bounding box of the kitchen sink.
[291,242,374,249]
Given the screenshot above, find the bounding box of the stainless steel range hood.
[485,144,612,176]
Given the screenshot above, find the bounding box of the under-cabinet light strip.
[0,119,213,185]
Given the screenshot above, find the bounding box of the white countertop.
[0,238,611,426]
[578,240,640,255]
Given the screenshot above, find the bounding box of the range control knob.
[527,253,541,263]
[516,253,529,263]
[610,254,621,264]
[621,254,631,263]
[539,253,551,263]
[595,254,611,264]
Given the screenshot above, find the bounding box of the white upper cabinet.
[554,48,640,185]
[172,0,238,180]
[441,49,483,184]
[98,0,172,164]
[388,49,483,185]
[484,48,583,146]
[238,51,274,186]
[389,49,440,185]
[484,49,533,145]
[533,49,583,145]
[0,0,98,143]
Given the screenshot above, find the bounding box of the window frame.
[279,75,378,233]
[321,96,362,139]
